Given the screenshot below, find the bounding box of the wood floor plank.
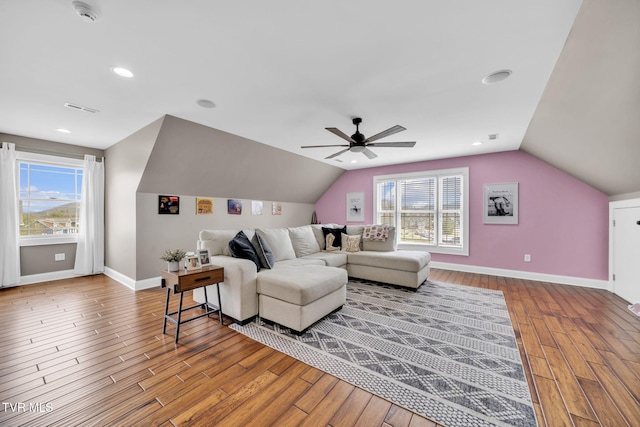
[299,380,355,427]
[329,387,373,427]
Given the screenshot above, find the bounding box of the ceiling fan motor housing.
[351,117,365,143]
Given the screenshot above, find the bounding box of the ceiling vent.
[64,102,99,114]
[72,1,99,22]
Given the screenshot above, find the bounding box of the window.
[374,167,469,255]
[17,152,83,244]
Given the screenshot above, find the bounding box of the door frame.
[609,197,640,296]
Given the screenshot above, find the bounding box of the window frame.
[373,167,469,256]
[16,151,84,247]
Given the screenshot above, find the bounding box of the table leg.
[175,291,184,343]
[216,283,223,325]
[162,286,171,334]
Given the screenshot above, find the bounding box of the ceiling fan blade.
[325,148,350,159]
[362,148,378,159]
[301,144,350,149]
[367,141,416,148]
[364,125,406,143]
[326,127,356,143]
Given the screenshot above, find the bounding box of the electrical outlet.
[55,253,65,261]
[524,254,531,262]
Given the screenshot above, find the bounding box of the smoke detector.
[72,1,99,22]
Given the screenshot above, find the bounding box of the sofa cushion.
[251,232,275,269]
[229,231,261,271]
[288,225,321,257]
[256,228,297,262]
[257,266,347,305]
[322,226,346,249]
[300,252,348,268]
[275,258,325,268]
[347,250,430,272]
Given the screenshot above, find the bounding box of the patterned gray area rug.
[230,279,537,427]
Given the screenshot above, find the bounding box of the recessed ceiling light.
[196,99,216,109]
[111,67,134,78]
[482,70,512,84]
[56,128,71,134]
[472,141,483,146]
[350,160,358,163]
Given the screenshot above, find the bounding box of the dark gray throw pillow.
[322,226,346,249]
[228,231,261,271]
[251,232,275,269]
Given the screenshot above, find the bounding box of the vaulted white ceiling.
[1,0,638,195]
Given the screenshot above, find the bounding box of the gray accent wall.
[20,244,77,276]
[105,117,164,280]
[521,0,640,196]
[136,193,315,280]
[137,115,344,204]
[107,115,344,283]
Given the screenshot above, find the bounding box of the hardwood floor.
[0,269,638,426]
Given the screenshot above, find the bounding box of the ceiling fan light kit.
[301,117,416,160]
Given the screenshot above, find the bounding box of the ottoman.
[257,266,347,333]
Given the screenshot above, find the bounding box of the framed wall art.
[483,182,518,224]
[346,192,364,222]
[251,200,263,215]
[158,195,180,214]
[272,202,282,215]
[227,199,242,215]
[196,197,213,215]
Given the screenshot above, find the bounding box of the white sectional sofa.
[192,224,431,331]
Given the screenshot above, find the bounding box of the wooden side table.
[161,265,224,343]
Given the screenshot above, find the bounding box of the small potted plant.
[161,248,187,271]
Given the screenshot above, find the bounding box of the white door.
[613,206,640,303]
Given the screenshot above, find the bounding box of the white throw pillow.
[288,225,321,257]
[256,228,297,261]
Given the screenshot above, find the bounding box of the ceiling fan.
[301,117,416,160]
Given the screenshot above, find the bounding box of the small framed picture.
[159,195,180,214]
[251,200,263,215]
[185,256,200,270]
[196,197,213,215]
[272,202,282,215]
[227,199,243,215]
[198,249,211,266]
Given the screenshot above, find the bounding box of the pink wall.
[315,150,609,280]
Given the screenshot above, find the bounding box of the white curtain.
[74,155,104,275]
[0,142,20,287]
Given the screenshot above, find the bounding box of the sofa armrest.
[192,255,259,322]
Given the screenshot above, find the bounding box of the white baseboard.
[103,267,161,291]
[18,269,76,286]
[430,261,609,290]
[136,276,162,290]
[16,264,607,292]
